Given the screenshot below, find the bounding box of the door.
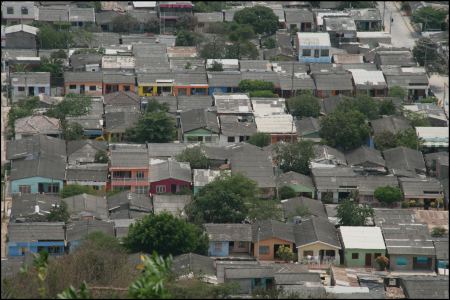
[38,183,44,193]
[80,84,85,94]
[171,184,177,193]
[28,86,34,96]
[365,253,372,267]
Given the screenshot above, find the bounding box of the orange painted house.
[64,72,103,96]
[103,72,136,94]
[251,220,296,261]
[173,72,208,96]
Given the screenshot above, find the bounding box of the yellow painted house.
[295,217,341,265]
[137,72,175,97]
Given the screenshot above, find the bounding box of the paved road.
[377,1,419,49]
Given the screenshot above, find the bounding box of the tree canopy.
[47,201,70,223]
[388,86,407,99]
[124,213,209,257]
[378,99,397,115]
[274,140,315,175]
[186,173,257,224]
[46,94,92,121]
[336,95,380,120]
[238,80,274,92]
[412,7,448,31]
[337,199,374,226]
[112,13,139,33]
[60,184,96,199]
[374,186,403,206]
[176,146,209,169]
[319,110,370,151]
[248,132,271,148]
[175,30,199,46]
[94,150,109,163]
[36,24,73,49]
[287,94,321,118]
[278,185,297,200]
[63,122,84,141]
[233,5,279,35]
[124,111,176,143]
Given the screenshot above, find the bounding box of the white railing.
[300,256,338,265]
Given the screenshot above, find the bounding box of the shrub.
[278,186,297,200]
[431,226,447,237]
[409,200,416,207]
[375,255,389,270]
[401,200,410,208]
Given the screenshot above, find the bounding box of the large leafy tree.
[336,95,380,120]
[175,30,198,46]
[225,41,258,59]
[199,36,226,59]
[374,129,421,151]
[36,24,73,49]
[378,99,397,116]
[248,133,271,148]
[46,94,92,120]
[287,94,321,118]
[319,110,370,151]
[124,111,176,143]
[412,7,448,31]
[388,86,407,99]
[374,186,403,206]
[233,5,278,35]
[337,199,374,226]
[63,122,84,141]
[186,173,257,224]
[175,14,198,31]
[124,213,209,257]
[176,146,209,169]
[274,141,315,175]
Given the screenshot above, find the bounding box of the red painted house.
[149,159,191,194]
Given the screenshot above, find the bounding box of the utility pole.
[382,2,386,30]
[389,12,392,34]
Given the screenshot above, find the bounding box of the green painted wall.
[344,249,386,267]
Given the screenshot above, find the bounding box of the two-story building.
[296,32,332,63]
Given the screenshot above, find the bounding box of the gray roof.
[136,72,174,84]
[104,91,140,106]
[278,74,316,91]
[172,253,216,277]
[434,239,449,260]
[312,72,353,91]
[400,276,449,299]
[1,2,36,20]
[252,220,295,243]
[63,193,108,220]
[424,151,449,169]
[114,219,136,238]
[371,115,412,136]
[70,52,102,69]
[382,223,434,255]
[296,117,320,136]
[320,94,345,115]
[348,8,382,21]
[281,196,327,219]
[10,155,66,181]
[345,146,385,168]
[107,191,152,212]
[375,51,417,67]
[10,194,61,221]
[144,96,177,113]
[66,219,114,241]
[214,94,252,115]
[6,135,66,161]
[95,10,120,24]
[204,223,252,242]
[110,147,148,168]
[324,16,356,32]
[149,159,191,183]
[66,164,108,182]
[37,6,69,22]
[64,71,102,83]
[294,216,341,248]
[174,71,207,85]
[229,143,276,188]
[133,43,167,57]
[225,266,274,279]
[127,10,157,23]
[180,108,219,133]
[383,146,426,176]
[177,95,213,112]
[8,222,65,242]
[285,8,314,24]
[382,67,429,89]
[219,115,257,136]
[67,139,107,156]
[170,58,206,71]
[278,172,314,190]
[104,110,141,133]
[373,208,420,226]
[11,72,50,85]
[152,195,192,216]
[89,32,121,47]
[65,114,102,130]
[69,7,95,22]
[239,60,272,72]
[241,71,280,88]
[147,143,189,159]
[103,72,135,84]
[275,272,322,285]
[15,115,61,136]
[194,12,223,23]
[207,71,241,87]
[399,177,443,198]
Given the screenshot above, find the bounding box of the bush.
[375,255,389,270]
[374,186,403,206]
[401,200,410,208]
[249,90,277,98]
[248,132,271,148]
[278,185,297,200]
[60,184,96,198]
[431,226,447,237]
[287,94,321,118]
[409,200,416,207]
[276,245,295,262]
[238,80,274,92]
[417,199,425,207]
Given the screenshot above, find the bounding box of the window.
[321,49,329,57]
[187,136,199,142]
[352,253,359,259]
[314,49,320,58]
[156,185,166,193]
[136,171,145,179]
[47,183,59,193]
[7,7,14,14]
[396,257,408,266]
[238,241,245,248]
[135,186,148,194]
[19,185,31,194]
[214,242,222,252]
[227,136,235,143]
[123,85,130,91]
[69,85,76,90]
[259,245,269,255]
[21,7,28,15]
[89,85,96,91]
[18,86,25,92]
[302,49,311,57]
[38,87,45,94]
[143,86,152,94]
[204,136,212,142]
[303,250,314,257]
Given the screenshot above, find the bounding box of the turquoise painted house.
[180,108,220,143]
[10,156,66,194]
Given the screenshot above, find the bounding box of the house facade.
[149,159,191,194]
[1,2,36,25]
[103,72,136,94]
[296,32,331,63]
[64,72,103,96]
[10,72,50,101]
[205,224,253,257]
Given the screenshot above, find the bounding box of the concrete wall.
[12,84,50,101]
[65,82,103,96]
[5,31,36,49]
[253,238,293,261]
[389,254,435,271]
[11,176,63,194]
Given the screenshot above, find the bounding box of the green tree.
[50,49,67,59]
[47,201,70,223]
[128,253,172,299]
[207,61,223,71]
[112,13,139,33]
[32,57,64,83]
[263,37,276,49]
[320,110,370,150]
[200,36,226,59]
[46,94,92,120]
[337,199,374,226]
[146,99,169,113]
[193,1,226,12]
[373,131,398,151]
[412,7,448,31]
[413,38,439,67]
[234,5,279,35]
[388,86,407,99]
[404,110,430,127]
[249,90,277,97]
[248,132,271,147]
[238,79,274,92]
[144,16,160,33]
[36,24,73,49]
[419,96,438,104]
[187,173,256,224]
[225,41,258,59]
[176,146,209,169]
[175,30,197,46]
[229,24,255,42]
[274,141,315,175]
[396,128,422,150]
[278,185,297,200]
[276,245,295,262]
[176,14,198,31]
[336,95,380,120]
[63,122,84,141]
[124,213,209,256]
[94,149,109,163]
[60,184,96,198]
[124,111,176,143]
[7,97,39,136]
[378,99,397,115]
[374,186,403,206]
[287,94,321,118]
[338,1,376,9]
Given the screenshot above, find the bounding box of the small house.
[4,24,38,49]
[207,71,242,95]
[103,72,136,94]
[252,220,296,261]
[149,159,191,194]
[69,7,95,28]
[194,12,224,33]
[204,223,252,257]
[95,10,120,32]
[192,169,225,195]
[345,146,386,174]
[36,6,69,23]
[224,265,275,294]
[67,139,107,165]
[10,72,50,101]
[104,108,141,142]
[323,17,357,48]
[338,226,386,268]
[280,196,327,220]
[218,115,257,144]
[65,164,108,191]
[1,2,36,26]
[69,52,102,72]
[382,66,429,101]
[312,71,354,98]
[10,194,61,222]
[107,190,152,219]
[348,8,382,31]
[180,108,220,143]
[296,32,331,64]
[399,177,444,205]
[277,172,315,198]
[348,69,387,97]
[63,193,108,221]
[399,276,449,299]
[6,135,66,162]
[295,117,321,142]
[14,115,61,140]
[370,115,412,136]
[213,94,253,116]
[64,72,103,96]
[147,142,189,160]
[66,98,104,138]
[137,72,175,97]
[285,9,314,32]
[383,146,426,177]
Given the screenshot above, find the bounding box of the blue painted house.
[7,222,65,257]
[207,71,241,95]
[10,72,51,102]
[204,224,252,257]
[296,32,331,63]
[10,155,66,194]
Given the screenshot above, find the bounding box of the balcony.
[111,177,149,185]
